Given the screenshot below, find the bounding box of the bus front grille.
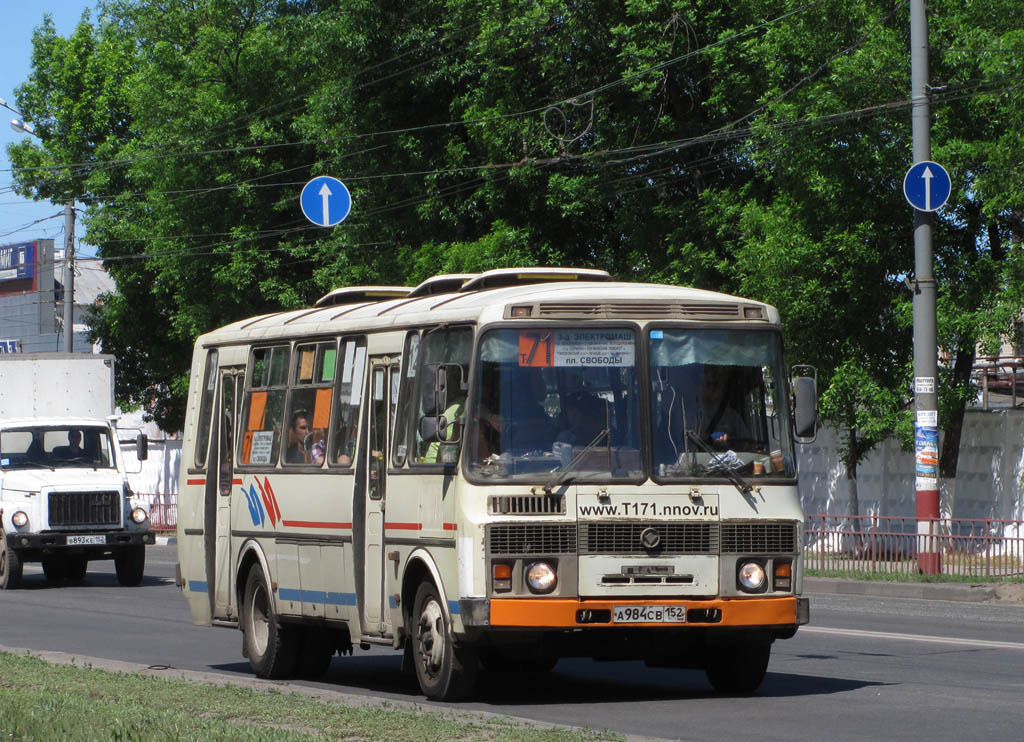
[720,522,797,553]
[487,523,576,555]
[579,522,719,555]
[48,491,120,527]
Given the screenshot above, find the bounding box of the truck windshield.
[0,426,115,469]
[467,328,642,483]
[649,328,795,480]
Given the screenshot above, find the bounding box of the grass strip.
[0,651,621,742]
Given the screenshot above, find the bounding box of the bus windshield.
[467,328,642,483]
[649,328,794,479]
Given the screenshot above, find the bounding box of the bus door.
[213,367,243,619]
[361,357,397,634]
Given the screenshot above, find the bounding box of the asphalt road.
[2,544,1023,742]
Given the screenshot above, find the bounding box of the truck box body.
[0,353,115,419]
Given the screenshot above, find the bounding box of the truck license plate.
[66,535,106,546]
[612,605,686,623]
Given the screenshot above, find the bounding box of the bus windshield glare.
[466,326,794,482]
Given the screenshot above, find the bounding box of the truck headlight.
[131,507,148,524]
[525,561,557,594]
[738,561,766,592]
[11,511,28,528]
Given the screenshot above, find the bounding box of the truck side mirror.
[136,433,149,461]
[792,368,818,441]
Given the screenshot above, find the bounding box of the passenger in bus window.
[285,411,311,463]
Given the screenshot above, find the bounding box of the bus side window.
[283,341,335,467]
[390,332,420,467]
[238,345,289,466]
[193,349,218,469]
[413,327,472,465]
[330,337,365,468]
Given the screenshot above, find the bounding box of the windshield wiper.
[542,427,610,493]
[17,461,55,471]
[684,430,754,496]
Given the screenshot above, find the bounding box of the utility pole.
[63,200,75,352]
[909,0,941,574]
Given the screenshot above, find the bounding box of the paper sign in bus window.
[519,330,634,367]
[248,430,275,465]
[247,391,268,431]
[313,388,332,429]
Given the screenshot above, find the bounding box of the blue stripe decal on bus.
[188,580,209,593]
[278,588,356,606]
[448,600,461,615]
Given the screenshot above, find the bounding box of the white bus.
[176,267,816,700]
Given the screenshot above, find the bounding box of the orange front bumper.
[489,596,798,628]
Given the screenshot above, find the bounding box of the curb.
[805,576,1011,603]
[154,535,176,545]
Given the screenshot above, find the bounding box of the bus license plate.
[612,605,686,623]
[66,535,106,546]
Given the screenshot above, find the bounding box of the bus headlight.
[737,561,766,592]
[131,507,149,524]
[525,561,557,594]
[11,511,28,528]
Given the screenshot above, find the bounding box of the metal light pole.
[2,97,75,352]
[909,0,941,574]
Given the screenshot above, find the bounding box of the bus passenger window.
[283,341,335,467]
[239,345,289,466]
[330,337,365,468]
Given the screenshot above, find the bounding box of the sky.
[1,1,96,257]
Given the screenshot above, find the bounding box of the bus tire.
[66,556,88,584]
[241,566,298,679]
[411,581,478,701]
[705,640,771,694]
[114,545,145,586]
[0,536,23,590]
[42,558,68,583]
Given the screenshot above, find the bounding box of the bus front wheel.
[411,581,478,700]
[241,567,298,679]
[705,640,772,694]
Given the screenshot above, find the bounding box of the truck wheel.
[65,556,88,584]
[241,566,298,679]
[411,581,478,700]
[114,545,145,586]
[0,536,23,590]
[705,640,772,694]
[42,558,68,583]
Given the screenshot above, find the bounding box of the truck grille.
[487,523,576,555]
[48,491,120,527]
[720,522,797,553]
[580,522,718,555]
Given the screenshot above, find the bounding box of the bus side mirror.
[136,433,149,461]
[792,369,818,441]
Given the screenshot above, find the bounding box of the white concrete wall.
[798,409,1024,522]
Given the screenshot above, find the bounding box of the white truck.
[0,353,153,589]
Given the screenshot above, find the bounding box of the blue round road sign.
[300,176,351,227]
[903,161,951,212]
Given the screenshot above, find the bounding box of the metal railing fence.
[805,513,1024,578]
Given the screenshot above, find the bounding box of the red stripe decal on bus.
[280,521,352,530]
[232,479,243,486]
[186,479,206,486]
[385,522,422,531]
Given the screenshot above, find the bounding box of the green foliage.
[7,0,1024,444]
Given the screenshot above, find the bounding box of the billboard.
[0,242,35,283]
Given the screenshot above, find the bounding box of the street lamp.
[1,97,75,352]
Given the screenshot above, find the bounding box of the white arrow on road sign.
[300,176,351,227]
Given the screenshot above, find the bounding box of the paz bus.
[176,267,816,700]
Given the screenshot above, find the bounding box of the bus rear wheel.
[411,581,478,700]
[705,640,772,694]
[241,567,298,679]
